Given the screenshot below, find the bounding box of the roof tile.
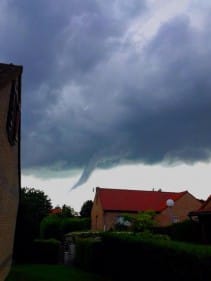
[97,187,187,212]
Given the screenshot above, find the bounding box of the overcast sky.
[1,0,211,211]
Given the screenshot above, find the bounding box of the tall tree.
[80,200,93,217]
[60,204,76,217]
[13,187,52,261]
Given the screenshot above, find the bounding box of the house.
[50,206,62,215]
[189,195,211,243]
[91,187,202,231]
[0,63,23,281]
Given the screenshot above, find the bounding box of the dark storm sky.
[1,1,211,188]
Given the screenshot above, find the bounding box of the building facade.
[0,63,22,281]
[189,195,211,243]
[91,187,202,231]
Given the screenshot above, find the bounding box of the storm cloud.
[1,1,211,188]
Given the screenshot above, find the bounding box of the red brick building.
[0,63,22,281]
[189,195,211,243]
[50,206,62,215]
[91,187,202,231]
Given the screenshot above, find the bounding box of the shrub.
[115,211,156,232]
[40,216,91,241]
[153,220,202,243]
[32,239,61,264]
[60,218,90,236]
[75,232,211,281]
[74,238,104,273]
[40,215,61,240]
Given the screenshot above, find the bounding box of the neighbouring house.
[50,206,62,215]
[189,195,211,243]
[91,187,202,231]
[0,63,22,281]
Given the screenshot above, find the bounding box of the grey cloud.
[1,1,211,188]
[3,0,145,138]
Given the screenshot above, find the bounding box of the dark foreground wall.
[0,63,22,281]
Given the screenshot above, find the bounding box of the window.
[172,216,180,223]
[6,79,20,145]
[116,216,124,224]
[116,216,131,226]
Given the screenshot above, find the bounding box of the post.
[166,199,175,224]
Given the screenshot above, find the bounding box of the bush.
[40,216,91,241]
[74,238,104,273]
[75,232,211,281]
[153,220,202,243]
[40,215,61,240]
[32,239,61,264]
[60,218,90,236]
[115,211,156,232]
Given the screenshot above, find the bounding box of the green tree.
[60,204,76,218]
[13,187,52,261]
[80,200,93,217]
[117,210,156,232]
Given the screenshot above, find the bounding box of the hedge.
[74,232,211,281]
[40,215,61,240]
[40,215,90,240]
[153,220,202,244]
[60,218,90,235]
[31,239,62,264]
[13,239,61,264]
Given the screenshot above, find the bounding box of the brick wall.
[0,83,20,281]
[155,192,202,226]
[91,191,202,231]
[202,197,211,211]
[91,191,104,231]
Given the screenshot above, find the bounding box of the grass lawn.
[6,264,111,281]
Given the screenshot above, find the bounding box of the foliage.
[115,210,156,232]
[60,204,76,217]
[21,187,52,216]
[16,187,52,237]
[60,217,90,235]
[13,187,52,262]
[40,216,90,240]
[31,239,61,264]
[40,215,61,240]
[80,200,93,217]
[74,238,102,272]
[75,231,211,281]
[153,220,202,244]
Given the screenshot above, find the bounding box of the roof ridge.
[97,187,188,213]
[98,187,187,194]
[199,195,211,210]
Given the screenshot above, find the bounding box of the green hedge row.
[74,232,211,281]
[32,239,62,264]
[153,220,202,243]
[13,239,61,264]
[40,216,90,240]
[74,238,103,272]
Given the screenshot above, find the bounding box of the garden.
[7,187,211,281]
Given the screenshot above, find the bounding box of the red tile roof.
[50,207,62,214]
[189,195,211,217]
[97,187,187,212]
[198,195,211,212]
